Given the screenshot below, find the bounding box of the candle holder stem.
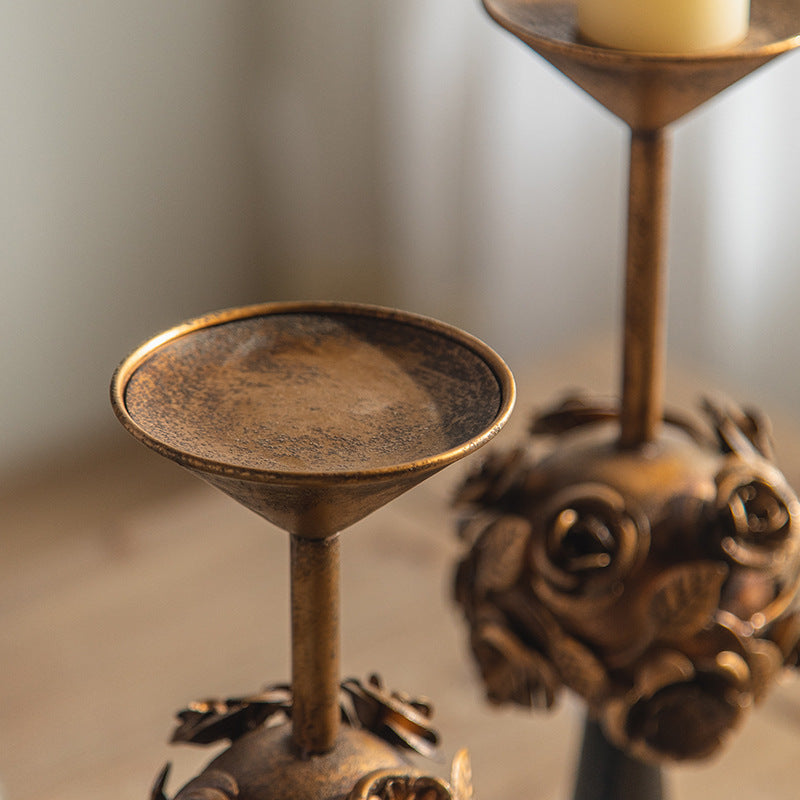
[620,127,671,448]
[573,717,664,800]
[290,533,342,756]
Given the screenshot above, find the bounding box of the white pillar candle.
[577,0,750,54]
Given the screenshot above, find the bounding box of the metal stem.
[619,127,671,448]
[290,533,341,756]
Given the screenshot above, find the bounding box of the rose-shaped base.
[454,395,800,763]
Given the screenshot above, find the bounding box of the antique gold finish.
[620,128,669,446]
[112,302,515,798]
[291,534,341,755]
[111,302,514,539]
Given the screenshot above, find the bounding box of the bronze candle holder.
[111,301,514,800]
[452,0,800,796]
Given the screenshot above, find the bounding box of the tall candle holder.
[111,302,514,800]
[453,1,800,798]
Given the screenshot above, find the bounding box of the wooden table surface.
[2,346,799,800]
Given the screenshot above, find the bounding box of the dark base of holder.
[573,718,664,800]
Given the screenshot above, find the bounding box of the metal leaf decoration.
[171,686,292,745]
[648,562,729,641]
[341,674,439,759]
[703,397,775,461]
[529,394,618,435]
[470,620,559,709]
[150,764,171,800]
[549,634,609,704]
[167,675,439,758]
[470,515,530,596]
[454,447,530,508]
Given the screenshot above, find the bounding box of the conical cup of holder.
[111,301,515,539]
[482,0,800,130]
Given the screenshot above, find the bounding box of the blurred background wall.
[3,0,800,477]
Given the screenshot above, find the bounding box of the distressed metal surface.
[111,302,515,539]
[151,726,406,800]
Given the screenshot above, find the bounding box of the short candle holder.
[453,2,800,799]
[111,302,515,800]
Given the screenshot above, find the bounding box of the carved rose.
[603,626,784,762]
[602,648,739,762]
[348,750,473,800]
[529,484,648,606]
[715,465,798,569]
[470,616,560,709]
[621,672,741,762]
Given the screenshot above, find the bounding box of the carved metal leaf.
[171,686,291,745]
[341,674,439,758]
[471,515,530,596]
[530,394,618,435]
[455,447,529,508]
[151,764,171,800]
[648,562,728,641]
[168,676,438,758]
[471,621,560,709]
[549,634,609,704]
[703,397,775,461]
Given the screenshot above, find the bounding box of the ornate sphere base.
[156,725,408,800]
[455,395,800,763]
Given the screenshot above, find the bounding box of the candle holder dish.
[111,301,514,800]
[452,1,800,797]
